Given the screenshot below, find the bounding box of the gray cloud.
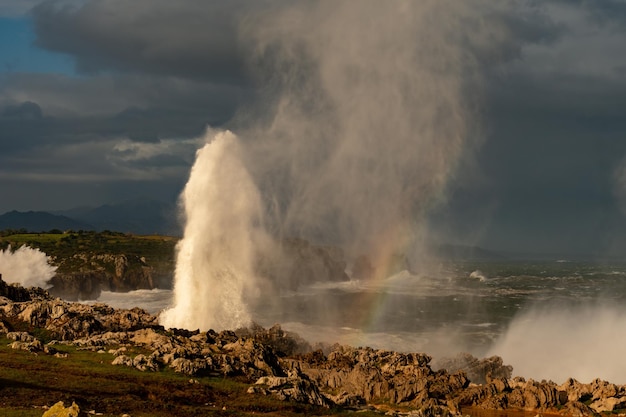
[0,0,43,17]
[0,0,625,255]
[31,0,262,84]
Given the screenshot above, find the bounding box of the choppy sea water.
[89,259,626,384]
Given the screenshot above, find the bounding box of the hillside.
[55,199,181,236]
[0,211,93,232]
[0,198,181,236]
[0,230,177,299]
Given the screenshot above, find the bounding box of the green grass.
[0,230,177,275]
[0,335,383,416]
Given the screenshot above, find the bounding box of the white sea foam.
[469,270,487,282]
[86,289,173,315]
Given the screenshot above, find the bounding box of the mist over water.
[242,1,490,263]
[0,245,56,289]
[134,261,626,383]
[154,1,626,385]
[160,1,506,331]
[488,303,626,384]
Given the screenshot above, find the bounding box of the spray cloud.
[161,1,511,331]
[0,245,57,289]
[488,303,626,384]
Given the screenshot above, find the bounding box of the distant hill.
[55,199,181,236]
[0,211,93,232]
[0,199,181,236]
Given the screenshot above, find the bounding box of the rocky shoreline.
[1,276,623,417]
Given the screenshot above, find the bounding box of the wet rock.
[0,274,34,301]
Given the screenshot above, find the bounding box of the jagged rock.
[48,253,159,300]
[299,345,462,413]
[221,337,284,378]
[10,339,43,352]
[433,353,512,384]
[0,297,159,341]
[556,377,626,412]
[42,401,80,417]
[48,272,104,300]
[0,274,33,301]
[112,354,134,367]
[3,277,626,417]
[169,357,210,375]
[240,323,312,356]
[132,353,159,371]
[112,353,158,372]
[329,390,366,407]
[561,400,596,417]
[6,331,36,342]
[254,370,334,407]
[590,396,626,413]
[590,378,621,400]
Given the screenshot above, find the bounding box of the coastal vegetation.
[0,230,177,274]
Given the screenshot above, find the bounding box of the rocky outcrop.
[559,378,626,413]
[49,253,159,300]
[47,272,105,300]
[433,352,513,384]
[251,369,334,408]
[293,345,469,414]
[0,273,48,302]
[2,277,626,417]
[47,237,350,300]
[0,287,158,340]
[239,323,313,356]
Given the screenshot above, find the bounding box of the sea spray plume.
[488,303,626,384]
[238,0,504,276]
[162,1,516,332]
[159,130,267,331]
[0,245,57,288]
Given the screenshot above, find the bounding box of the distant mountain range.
[2,202,596,261]
[0,199,181,236]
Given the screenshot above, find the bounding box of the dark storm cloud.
[420,1,626,253]
[30,0,267,84]
[1,0,625,255]
[556,0,626,29]
[0,72,241,150]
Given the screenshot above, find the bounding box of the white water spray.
[159,130,266,331]
[0,245,57,288]
[160,1,512,331]
[488,304,626,383]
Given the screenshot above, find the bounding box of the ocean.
[90,259,626,384]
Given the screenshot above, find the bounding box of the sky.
[1,1,626,256]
